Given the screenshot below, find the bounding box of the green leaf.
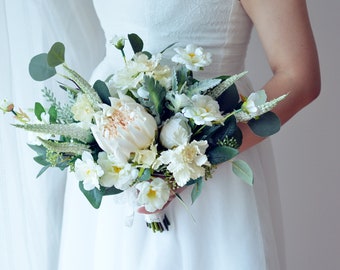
[144,76,166,122]
[29,53,56,81]
[28,144,47,156]
[207,146,239,165]
[103,186,123,196]
[138,168,151,181]
[128,33,143,53]
[191,177,203,204]
[160,42,177,54]
[248,111,281,137]
[93,80,111,105]
[34,102,45,121]
[216,83,240,113]
[79,182,103,209]
[48,106,58,123]
[232,160,254,185]
[33,155,50,166]
[47,42,65,67]
[36,165,50,178]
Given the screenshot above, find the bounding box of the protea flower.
[91,94,157,163]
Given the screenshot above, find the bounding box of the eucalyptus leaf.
[33,155,50,166]
[47,42,65,67]
[191,177,203,204]
[103,186,123,196]
[138,168,151,181]
[216,83,240,113]
[207,146,239,165]
[128,33,143,53]
[248,111,281,137]
[36,165,50,178]
[93,80,111,105]
[28,144,47,156]
[29,53,56,81]
[232,160,254,185]
[79,182,103,209]
[34,102,45,121]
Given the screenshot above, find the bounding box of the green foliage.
[216,83,240,113]
[190,177,203,204]
[128,33,144,53]
[207,146,239,165]
[248,111,281,137]
[48,106,58,123]
[143,76,166,123]
[29,53,56,81]
[232,160,254,185]
[47,42,65,67]
[93,80,111,105]
[138,168,152,181]
[79,182,103,209]
[34,102,45,121]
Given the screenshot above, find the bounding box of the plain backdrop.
[246,0,340,269]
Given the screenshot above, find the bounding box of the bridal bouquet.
[1,34,286,232]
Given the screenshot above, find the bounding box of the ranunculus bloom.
[171,44,212,71]
[159,114,192,149]
[74,151,104,190]
[136,177,171,212]
[71,94,95,124]
[182,94,223,126]
[97,152,138,190]
[91,94,157,163]
[158,140,210,186]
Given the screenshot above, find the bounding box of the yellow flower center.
[112,166,122,174]
[182,145,197,163]
[147,188,157,199]
[188,53,196,58]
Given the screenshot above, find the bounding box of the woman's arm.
[239,0,321,151]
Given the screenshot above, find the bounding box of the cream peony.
[158,140,210,187]
[136,177,171,212]
[159,114,192,149]
[91,94,157,163]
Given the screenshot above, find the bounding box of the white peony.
[74,151,104,190]
[71,94,95,124]
[171,44,212,71]
[91,94,157,163]
[97,152,138,190]
[182,94,223,126]
[159,114,192,149]
[136,177,171,212]
[158,140,210,187]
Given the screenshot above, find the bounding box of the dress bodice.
[92,0,252,79]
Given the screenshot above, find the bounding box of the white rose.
[159,114,192,149]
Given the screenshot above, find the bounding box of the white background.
[246,0,340,269]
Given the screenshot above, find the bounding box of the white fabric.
[0,0,103,269]
[58,1,285,270]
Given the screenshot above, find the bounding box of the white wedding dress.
[58,0,285,269]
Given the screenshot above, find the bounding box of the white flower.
[110,35,126,50]
[136,177,171,212]
[97,152,138,190]
[91,94,157,163]
[171,44,212,71]
[71,94,95,124]
[74,151,104,190]
[133,144,158,168]
[182,94,223,126]
[158,140,210,187]
[241,90,267,114]
[166,91,191,112]
[159,114,192,149]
